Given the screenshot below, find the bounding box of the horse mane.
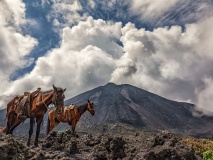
[75,103,87,108]
[75,103,88,113]
[42,89,53,95]
[55,87,65,92]
[42,87,64,94]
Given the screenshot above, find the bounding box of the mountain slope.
[65,83,213,131]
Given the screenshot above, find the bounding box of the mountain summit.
[65,83,213,132]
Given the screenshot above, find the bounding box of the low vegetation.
[182,137,213,159]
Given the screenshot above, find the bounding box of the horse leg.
[27,118,34,147]
[34,117,43,147]
[46,114,59,135]
[71,120,78,137]
[9,117,21,134]
[46,116,51,135]
[6,113,18,134]
[49,120,60,133]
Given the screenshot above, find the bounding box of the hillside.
[65,83,213,133]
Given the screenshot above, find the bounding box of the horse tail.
[1,126,7,133]
[4,102,10,121]
[46,115,50,135]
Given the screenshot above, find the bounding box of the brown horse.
[4,85,66,147]
[46,100,95,135]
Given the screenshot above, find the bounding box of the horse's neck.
[36,91,53,106]
[42,92,53,105]
[77,104,87,115]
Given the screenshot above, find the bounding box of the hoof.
[27,140,30,147]
[72,133,79,138]
[34,143,38,147]
[31,145,37,149]
[6,132,12,135]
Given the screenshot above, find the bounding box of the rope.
[41,93,49,110]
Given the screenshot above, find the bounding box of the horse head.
[87,100,95,116]
[52,84,66,114]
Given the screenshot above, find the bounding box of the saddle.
[16,88,41,121]
[63,104,75,121]
[69,104,75,110]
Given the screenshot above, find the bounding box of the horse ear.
[63,88,66,92]
[53,84,57,91]
[88,100,90,103]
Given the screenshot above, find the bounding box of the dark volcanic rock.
[142,132,197,160]
[0,133,35,160]
[0,125,202,160]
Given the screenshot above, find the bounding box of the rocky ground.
[0,123,210,160]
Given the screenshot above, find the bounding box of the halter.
[53,90,64,107]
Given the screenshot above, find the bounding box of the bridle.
[53,90,64,106]
[41,90,64,110]
[87,103,95,112]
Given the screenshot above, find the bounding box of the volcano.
[65,83,213,132]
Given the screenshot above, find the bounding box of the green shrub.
[203,150,213,160]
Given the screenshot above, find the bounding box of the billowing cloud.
[0,0,26,27]
[3,17,121,99]
[196,77,213,116]
[0,0,38,98]
[110,17,213,114]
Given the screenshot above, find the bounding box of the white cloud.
[129,0,213,27]
[196,77,213,116]
[61,17,123,58]
[88,0,95,9]
[0,0,26,27]
[130,0,178,19]
[3,17,121,99]
[47,0,87,29]
[0,0,38,108]
[110,17,213,114]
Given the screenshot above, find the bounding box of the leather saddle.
[17,88,41,121]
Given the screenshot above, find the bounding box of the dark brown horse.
[46,100,95,135]
[4,85,66,147]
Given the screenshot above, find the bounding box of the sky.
[0,0,213,115]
